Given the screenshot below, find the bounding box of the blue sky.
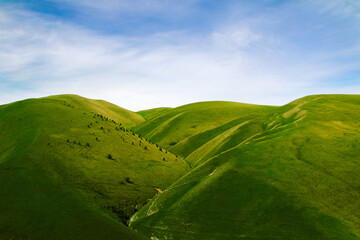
[0,0,359,110]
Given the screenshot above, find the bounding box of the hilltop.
[0,95,189,240]
[133,101,276,165]
[1,94,359,240]
[130,94,360,240]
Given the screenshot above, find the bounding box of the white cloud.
[310,0,360,18]
[211,27,262,50]
[0,3,359,110]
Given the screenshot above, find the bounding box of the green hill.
[0,95,189,240]
[134,101,276,162]
[137,107,172,120]
[130,95,360,240]
[2,94,360,240]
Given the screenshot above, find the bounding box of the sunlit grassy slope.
[137,107,172,120]
[133,101,276,163]
[0,95,189,240]
[130,95,360,240]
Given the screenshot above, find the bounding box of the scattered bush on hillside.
[162,157,166,162]
[144,146,148,150]
[86,143,91,147]
[169,141,177,146]
[67,139,70,143]
[60,100,74,108]
[125,177,134,184]
[96,137,99,141]
[107,154,113,160]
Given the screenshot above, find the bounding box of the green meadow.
[0,94,359,239]
[0,95,188,239]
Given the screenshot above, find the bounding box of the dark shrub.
[125,177,134,184]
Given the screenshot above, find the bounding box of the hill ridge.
[0,94,189,240]
[130,94,360,240]
[1,94,360,240]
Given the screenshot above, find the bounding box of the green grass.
[137,107,172,120]
[1,94,360,240]
[130,94,360,240]
[0,95,189,239]
[133,101,276,157]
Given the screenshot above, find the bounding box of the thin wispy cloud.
[0,0,359,110]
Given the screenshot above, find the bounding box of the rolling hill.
[1,94,359,240]
[0,94,189,240]
[130,95,360,240]
[137,107,172,121]
[133,101,276,165]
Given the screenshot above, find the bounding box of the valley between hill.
[0,94,359,240]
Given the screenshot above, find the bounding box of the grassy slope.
[130,95,360,240]
[49,94,145,127]
[0,95,189,240]
[137,107,172,120]
[133,101,276,160]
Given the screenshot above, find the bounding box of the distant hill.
[0,95,189,240]
[134,101,276,165]
[130,95,360,240]
[137,107,172,120]
[1,94,359,240]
